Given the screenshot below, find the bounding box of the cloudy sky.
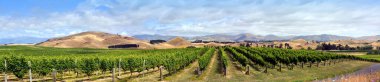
[0,0,380,38]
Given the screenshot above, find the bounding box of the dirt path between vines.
[126,68,167,82]
[200,49,218,80]
[224,52,251,81]
[86,68,159,82]
[165,60,199,82]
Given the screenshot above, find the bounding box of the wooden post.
[222,67,226,76]
[333,60,336,64]
[309,62,312,68]
[4,60,7,82]
[245,66,250,75]
[75,59,79,78]
[317,62,320,67]
[264,66,268,73]
[112,68,115,82]
[159,66,163,81]
[118,58,121,77]
[143,59,145,77]
[52,69,57,82]
[28,61,32,82]
[224,68,227,76]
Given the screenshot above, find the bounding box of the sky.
[0,0,380,38]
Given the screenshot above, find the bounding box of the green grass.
[252,61,372,81]
[357,55,380,61]
[328,51,368,55]
[202,60,373,82]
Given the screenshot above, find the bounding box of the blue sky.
[0,0,379,38]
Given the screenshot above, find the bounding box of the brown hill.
[290,39,308,43]
[167,37,191,47]
[328,40,371,47]
[357,35,380,41]
[37,31,153,49]
[289,39,316,49]
[371,42,380,50]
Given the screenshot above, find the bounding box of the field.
[327,51,368,55]
[328,50,380,61]
[0,46,378,82]
[358,55,380,61]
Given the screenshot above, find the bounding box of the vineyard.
[0,46,206,81]
[0,46,377,82]
[226,47,372,73]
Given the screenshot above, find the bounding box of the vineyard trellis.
[0,47,205,81]
[198,47,215,71]
[0,46,379,81]
[224,46,379,73]
[218,47,228,76]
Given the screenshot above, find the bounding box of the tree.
[278,43,283,48]
[344,45,350,50]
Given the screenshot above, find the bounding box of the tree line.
[315,43,376,51]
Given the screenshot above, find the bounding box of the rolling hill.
[132,34,179,41]
[37,31,153,49]
[167,37,191,47]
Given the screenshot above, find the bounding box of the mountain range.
[1,32,380,44]
[0,37,47,44]
[292,34,354,41]
[133,33,380,42]
[132,34,182,41]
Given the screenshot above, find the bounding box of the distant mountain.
[263,34,293,40]
[134,34,237,42]
[292,34,353,41]
[133,33,378,42]
[234,33,292,41]
[234,33,261,41]
[132,34,179,41]
[191,34,236,42]
[0,37,47,44]
[135,33,297,42]
[192,33,290,42]
[357,35,380,41]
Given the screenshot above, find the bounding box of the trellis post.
[112,68,115,82]
[118,58,121,77]
[143,59,145,77]
[4,60,7,82]
[52,69,57,82]
[28,61,32,82]
[159,66,163,81]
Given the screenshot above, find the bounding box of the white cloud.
[0,0,379,38]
